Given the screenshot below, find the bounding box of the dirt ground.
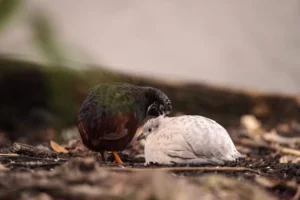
[0,114,299,200]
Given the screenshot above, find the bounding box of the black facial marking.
[146,102,159,116]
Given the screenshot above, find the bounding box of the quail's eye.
[148,128,152,132]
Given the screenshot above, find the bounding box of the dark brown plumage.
[77,83,172,163]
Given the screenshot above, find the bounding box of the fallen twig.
[101,166,260,174]
[0,153,19,157]
[278,147,300,157]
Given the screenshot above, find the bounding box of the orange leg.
[113,152,123,164]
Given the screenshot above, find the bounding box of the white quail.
[137,115,241,165]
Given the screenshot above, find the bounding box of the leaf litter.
[0,114,299,200]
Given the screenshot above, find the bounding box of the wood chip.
[50,140,69,153]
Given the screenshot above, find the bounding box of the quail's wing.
[174,116,238,159]
[153,118,199,159]
[78,84,142,142]
[98,85,143,140]
[92,84,139,116]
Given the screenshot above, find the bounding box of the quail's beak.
[137,132,148,141]
[163,105,172,116]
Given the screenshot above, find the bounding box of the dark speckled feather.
[77,83,172,152]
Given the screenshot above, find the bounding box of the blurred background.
[0,0,299,146]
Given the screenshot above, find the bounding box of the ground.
[0,115,299,200]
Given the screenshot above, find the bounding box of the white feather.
[142,115,241,165]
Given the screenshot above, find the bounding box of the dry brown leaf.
[50,140,69,153]
[240,115,265,142]
[241,115,262,132]
[0,163,9,171]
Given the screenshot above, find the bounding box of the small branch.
[0,153,19,157]
[278,147,300,157]
[101,166,260,174]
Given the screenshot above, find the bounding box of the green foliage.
[44,67,79,128]
[0,0,71,66]
[29,11,66,65]
[0,0,21,33]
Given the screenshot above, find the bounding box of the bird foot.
[113,152,123,164]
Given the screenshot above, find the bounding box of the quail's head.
[146,88,172,116]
